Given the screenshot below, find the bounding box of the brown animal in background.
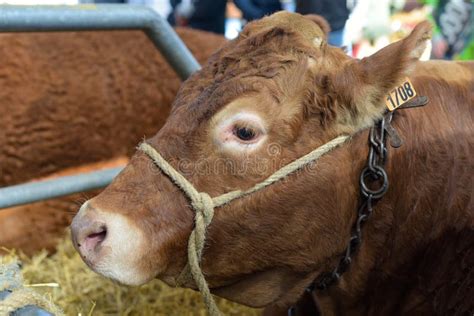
[0,28,225,254]
[0,27,225,186]
[71,12,473,315]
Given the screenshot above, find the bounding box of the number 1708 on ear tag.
[385,78,417,111]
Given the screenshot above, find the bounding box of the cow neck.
[288,115,391,316]
[139,135,350,316]
[289,96,429,316]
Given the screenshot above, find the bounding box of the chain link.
[310,116,390,292]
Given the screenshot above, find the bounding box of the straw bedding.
[1,232,260,316]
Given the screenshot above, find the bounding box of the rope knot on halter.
[192,192,214,227]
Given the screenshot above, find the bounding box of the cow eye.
[214,112,266,150]
[234,126,256,141]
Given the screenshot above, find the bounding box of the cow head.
[71,12,431,307]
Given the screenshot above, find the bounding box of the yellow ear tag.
[385,78,417,111]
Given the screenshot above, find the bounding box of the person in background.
[422,0,472,60]
[128,0,172,18]
[86,1,172,17]
[296,0,352,48]
[168,0,228,34]
[233,0,283,22]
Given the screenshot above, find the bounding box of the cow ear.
[334,21,432,132]
[359,21,432,88]
[304,15,330,38]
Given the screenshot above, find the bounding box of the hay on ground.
[1,232,260,316]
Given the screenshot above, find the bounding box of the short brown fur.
[80,12,473,315]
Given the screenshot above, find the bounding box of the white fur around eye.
[214,112,267,152]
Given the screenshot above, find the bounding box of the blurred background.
[0,0,472,58]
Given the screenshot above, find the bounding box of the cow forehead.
[170,47,318,127]
[161,13,330,141]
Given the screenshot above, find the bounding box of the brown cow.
[71,12,473,315]
[0,27,225,186]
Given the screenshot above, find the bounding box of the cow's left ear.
[334,21,432,132]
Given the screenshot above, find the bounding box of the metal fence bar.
[0,4,204,209]
[0,168,123,209]
[0,4,201,80]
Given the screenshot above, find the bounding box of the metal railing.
[0,4,201,209]
[0,4,201,80]
[0,168,123,209]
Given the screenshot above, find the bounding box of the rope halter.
[139,134,350,316]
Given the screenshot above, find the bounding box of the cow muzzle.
[71,200,153,286]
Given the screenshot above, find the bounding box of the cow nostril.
[85,226,107,249]
[87,226,107,241]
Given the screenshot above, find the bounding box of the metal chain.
[289,97,428,315]
[310,116,390,292]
